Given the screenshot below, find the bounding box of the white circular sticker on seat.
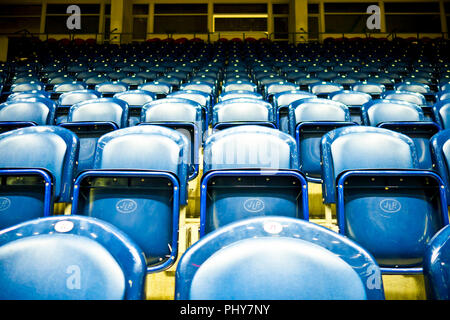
[54,220,74,233]
[263,221,283,234]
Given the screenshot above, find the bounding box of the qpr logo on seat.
[0,197,11,212]
[116,199,138,214]
[243,198,265,213]
[379,199,402,213]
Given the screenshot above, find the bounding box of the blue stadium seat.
[329,90,372,124]
[191,75,219,87]
[423,224,450,300]
[0,215,146,300]
[0,97,57,132]
[167,90,211,129]
[395,81,431,94]
[85,75,110,88]
[10,81,45,93]
[381,90,432,119]
[95,82,129,97]
[432,99,450,129]
[113,90,156,126]
[352,82,385,99]
[175,216,384,300]
[436,91,450,101]
[321,126,449,273]
[381,90,428,105]
[362,99,440,170]
[440,82,450,92]
[59,98,129,174]
[71,125,189,272]
[295,76,322,91]
[138,81,172,99]
[212,98,275,131]
[52,81,87,94]
[272,90,316,133]
[218,90,263,102]
[309,81,344,98]
[155,76,182,91]
[7,90,50,101]
[0,126,79,229]
[257,76,287,94]
[264,81,299,101]
[200,125,308,236]
[120,76,145,88]
[317,70,338,81]
[48,76,76,86]
[367,75,395,89]
[56,89,102,124]
[140,97,203,180]
[430,129,450,201]
[288,98,355,182]
[180,81,216,98]
[222,80,257,93]
[331,75,359,89]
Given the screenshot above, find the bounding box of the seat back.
[10,81,44,93]
[167,90,211,109]
[329,90,372,106]
[95,82,129,96]
[113,90,156,126]
[0,215,146,300]
[436,91,450,101]
[309,82,343,95]
[0,97,56,126]
[218,90,263,102]
[433,99,450,129]
[93,125,189,200]
[140,98,203,171]
[58,90,102,107]
[265,81,299,99]
[361,99,424,126]
[7,90,50,101]
[141,97,202,124]
[289,98,351,134]
[362,99,438,170]
[381,90,427,106]
[180,81,215,96]
[322,126,448,269]
[113,90,156,106]
[204,125,297,171]
[273,90,316,109]
[430,129,450,200]
[222,80,257,92]
[423,224,450,300]
[200,125,307,234]
[138,81,172,97]
[395,82,430,94]
[175,216,384,300]
[53,81,87,93]
[76,126,189,268]
[212,98,274,128]
[0,126,79,228]
[322,126,419,203]
[68,98,129,128]
[288,98,352,180]
[352,82,385,95]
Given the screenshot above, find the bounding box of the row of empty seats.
[1,90,450,180]
[1,124,450,290]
